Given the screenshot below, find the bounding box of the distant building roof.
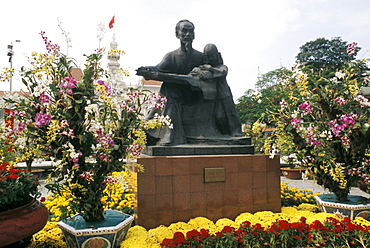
[141,78,162,86]
[0,90,30,96]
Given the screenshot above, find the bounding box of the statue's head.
[204,43,223,66]
[175,20,195,44]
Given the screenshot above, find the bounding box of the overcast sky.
[1,0,370,100]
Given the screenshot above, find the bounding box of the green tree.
[236,67,293,125]
[236,67,294,154]
[255,67,293,91]
[295,37,360,71]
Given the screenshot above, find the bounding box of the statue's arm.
[136,66,191,84]
[156,72,191,84]
[136,52,179,81]
[198,64,228,78]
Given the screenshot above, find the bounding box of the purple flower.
[34,112,51,127]
[17,122,25,132]
[298,102,312,115]
[67,82,76,88]
[96,80,111,96]
[60,76,77,94]
[333,97,348,106]
[39,93,50,104]
[347,42,357,56]
[305,127,321,147]
[340,113,356,126]
[64,75,77,83]
[291,118,303,129]
[65,88,73,95]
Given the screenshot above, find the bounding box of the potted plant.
[280,154,305,180]
[0,162,48,247]
[1,30,169,247]
[265,40,370,218]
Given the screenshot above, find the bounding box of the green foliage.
[255,67,293,90]
[295,37,360,71]
[236,67,293,125]
[267,41,370,201]
[0,163,40,211]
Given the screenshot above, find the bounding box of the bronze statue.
[137,19,203,145]
[137,21,242,146]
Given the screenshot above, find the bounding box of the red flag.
[109,16,115,29]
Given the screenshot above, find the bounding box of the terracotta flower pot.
[31,169,45,178]
[0,199,49,247]
[280,168,305,180]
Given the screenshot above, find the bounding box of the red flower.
[221,226,235,233]
[40,197,46,202]
[199,229,210,239]
[9,169,21,174]
[186,229,200,240]
[8,174,19,179]
[160,238,180,247]
[0,163,9,167]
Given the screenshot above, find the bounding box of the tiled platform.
[136,154,281,229]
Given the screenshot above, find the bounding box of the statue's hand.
[190,67,212,79]
[199,64,212,70]
[190,67,202,76]
[136,66,158,79]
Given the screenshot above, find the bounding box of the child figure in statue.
[193,43,242,137]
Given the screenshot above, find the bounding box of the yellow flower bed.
[122,205,370,247]
[37,178,370,247]
[281,181,320,206]
[30,204,370,248]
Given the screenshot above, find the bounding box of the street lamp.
[7,40,21,92]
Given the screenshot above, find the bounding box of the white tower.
[108,39,120,70]
[107,37,126,95]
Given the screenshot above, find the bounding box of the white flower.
[85,103,98,114]
[301,171,309,181]
[280,99,288,110]
[335,71,346,79]
[52,160,63,169]
[269,145,278,159]
[14,137,27,149]
[291,110,299,118]
[319,130,333,140]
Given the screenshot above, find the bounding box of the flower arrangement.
[44,171,136,221]
[160,216,370,248]
[0,31,169,222]
[0,162,40,212]
[31,205,370,248]
[265,42,370,201]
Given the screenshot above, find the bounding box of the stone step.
[142,144,254,156]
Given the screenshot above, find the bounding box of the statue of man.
[137,20,203,146]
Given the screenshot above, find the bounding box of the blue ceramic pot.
[58,210,134,248]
